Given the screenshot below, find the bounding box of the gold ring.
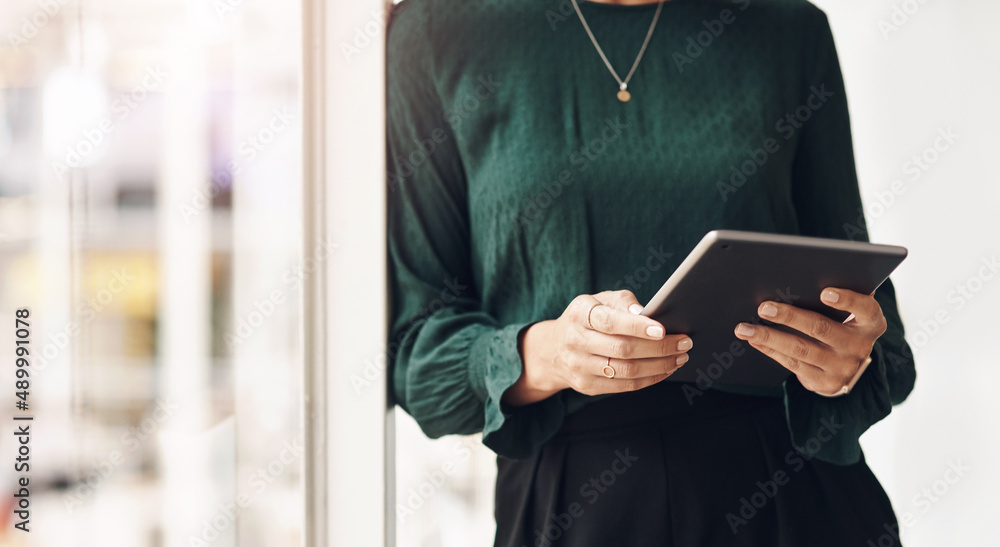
[586,302,602,330]
[602,357,616,379]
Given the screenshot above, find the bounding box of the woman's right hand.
[502,290,692,406]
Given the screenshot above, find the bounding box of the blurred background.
[0,0,997,546]
[0,0,304,545]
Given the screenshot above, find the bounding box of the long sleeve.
[783,6,917,465]
[385,0,567,458]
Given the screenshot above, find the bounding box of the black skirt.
[494,381,901,547]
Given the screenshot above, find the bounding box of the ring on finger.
[586,302,602,330]
[602,357,616,379]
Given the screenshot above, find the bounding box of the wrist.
[816,355,873,398]
[503,320,562,406]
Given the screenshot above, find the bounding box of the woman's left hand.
[733,287,886,396]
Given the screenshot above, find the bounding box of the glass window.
[0,1,303,544]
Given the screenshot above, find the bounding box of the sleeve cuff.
[782,340,893,465]
[468,322,568,459]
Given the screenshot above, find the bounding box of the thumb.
[595,289,645,315]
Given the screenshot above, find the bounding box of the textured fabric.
[494,382,900,546]
[385,0,916,465]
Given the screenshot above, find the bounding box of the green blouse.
[386,0,916,465]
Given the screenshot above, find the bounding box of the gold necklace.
[569,0,666,103]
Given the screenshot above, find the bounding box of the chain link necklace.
[569,0,666,103]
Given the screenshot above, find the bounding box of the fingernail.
[677,338,693,351]
[822,289,839,303]
[629,304,643,315]
[646,325,664,338]
[736,324,755,337]
[676,353,689,366]
[759,303,778,318]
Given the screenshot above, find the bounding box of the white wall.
[816,0,1000,544]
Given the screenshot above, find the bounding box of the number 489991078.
[15,309,30,410]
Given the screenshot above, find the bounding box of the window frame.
[302,0,394,544]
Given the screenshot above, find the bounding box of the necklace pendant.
[617,89,631,103]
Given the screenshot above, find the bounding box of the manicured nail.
[646,325,664,338]
[677,338,693,351]
[759,302,778,318]
[822,289,840,303]
[676,353,689,366]
[629,304,644,315]
[736,324,755,337]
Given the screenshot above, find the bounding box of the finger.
[595,289,645,316]
[750,342,844,397]
[581,329,693,360]
[734,322,829,373]
[744,341,844,395]
[578,371,675,396]
[591,353,689,380]
[583,299,666,340]
[573,294,615,331]
[821,287,886,329]
[755,300,848,347]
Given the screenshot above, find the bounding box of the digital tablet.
[640,230,908,388]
